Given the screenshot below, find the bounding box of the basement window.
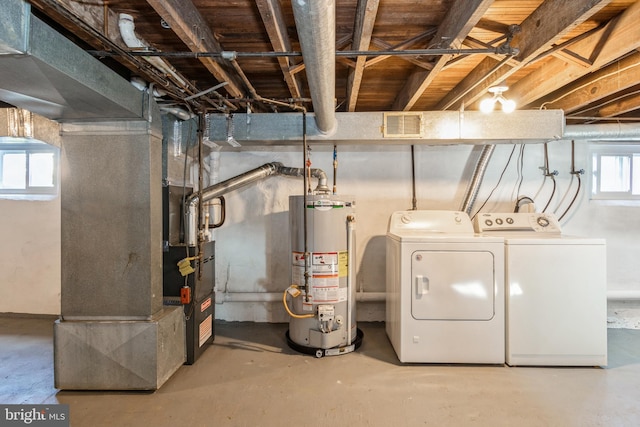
[591,145,640,200]
[0,137,59,199]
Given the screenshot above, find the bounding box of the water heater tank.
[285,194,363,357]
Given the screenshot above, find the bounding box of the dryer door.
[411,250,495,320]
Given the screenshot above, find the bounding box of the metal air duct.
[291,0,337,135]
[564,123,640,141]
[0,0,145,121]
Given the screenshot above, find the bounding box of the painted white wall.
[0,196,61,315]
[2,137,638,321]
[213,140,640,322]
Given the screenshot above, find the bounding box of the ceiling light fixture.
[480,86,516,113]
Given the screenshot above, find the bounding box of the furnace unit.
[162,184,215,365]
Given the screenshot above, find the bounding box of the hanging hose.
[558,140,584,221]
[282,285,315,319]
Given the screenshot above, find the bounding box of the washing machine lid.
[504,235,606,245]
[388,210,474,237]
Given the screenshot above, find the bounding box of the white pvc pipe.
[118,13,187,88]
[347,215,355,345]
[607,290,640,300]
[214,291,385,304]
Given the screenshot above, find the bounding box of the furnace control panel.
[474,212,561,234]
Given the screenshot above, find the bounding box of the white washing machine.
[474,212,607,367]
[386,210,505,364]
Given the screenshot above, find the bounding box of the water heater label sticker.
[312,285,340,303]
[338,251,348,277]
[312,252,338,274]
[199,314,213,347]
[291,252,305,286]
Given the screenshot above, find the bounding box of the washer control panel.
[474,212,561,234]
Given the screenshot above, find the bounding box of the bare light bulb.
[502,98,516,113]
[480,98,495,113]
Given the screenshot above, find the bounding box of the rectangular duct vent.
[383,112,423,138]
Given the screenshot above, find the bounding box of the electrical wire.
[542,175,557,213]
[541,142,557,213]
[558,174,581,221]
[471,145,518,220]
[515,144,526,200]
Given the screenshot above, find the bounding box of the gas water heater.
[285,194,364,357]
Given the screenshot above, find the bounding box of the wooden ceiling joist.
[392,0,494,111]
[255,0,303,100]
[533,51,640,112]
[345,0,380,112]
[513,0,640,108]
[145,0,246,99]
[437,0,613,110]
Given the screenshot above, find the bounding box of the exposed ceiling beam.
[437,0,612,110]
[346,0,380,112]
[514,0,640,108]
[536,51,640,113]
[255,0,303,100]
[145,0,246,99]
[392,0,494,111]
[571,86,640,121]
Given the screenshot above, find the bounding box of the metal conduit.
[291,0,337,134]
[460,144,496,215]
[185,162,329,245]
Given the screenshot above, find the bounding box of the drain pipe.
[460,144,496,215]
[291,0,337,134]
[118,14,188,89]
[185,162,329,245]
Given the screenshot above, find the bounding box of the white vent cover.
[383,112,423,138]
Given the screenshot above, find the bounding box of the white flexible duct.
[291,0,337,135]
[460,144,496,215]
[118,14,188,88]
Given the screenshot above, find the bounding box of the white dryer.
[386,210,505,364]
[475,212,607,366]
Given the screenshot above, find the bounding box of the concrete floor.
[1,316,640,426]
